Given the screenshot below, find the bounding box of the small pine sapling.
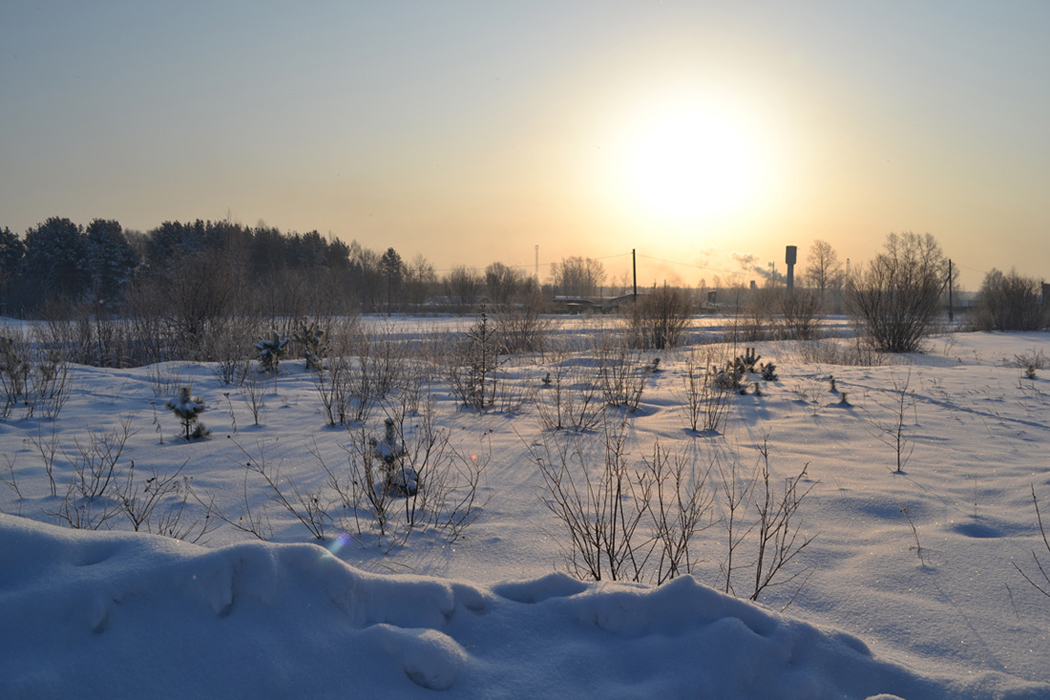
[293,320,327,372]
[716,362,745,391]
[166,387,210,440]
[740,347,760,373]
[371,417,417,497]
[255,331,290,374]
[760,362,777,381]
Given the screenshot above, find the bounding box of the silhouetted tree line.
[0,217,420,318]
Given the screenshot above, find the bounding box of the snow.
[2,323,1050,698]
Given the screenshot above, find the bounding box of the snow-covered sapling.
[760,362,777,381]
[293,321,327,372]
[166,387,209,440]
[739,347,760,373]
[255,331,290,374]
[716,363,744,391]
[371,417,417,496]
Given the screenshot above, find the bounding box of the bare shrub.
[595,332,649,412]
[123,276,176,365]
[535,356,605,432]
[326,326,412,424]
[1,339,74,421]
[42,418,138,531]
[628,285,692,350]
[729,287,777,342]
[530,415,649,582]
[145,362,186,398]
[36,305,140,368]
[900,505,926,566]
[204,317,260,384]
[681,347,733,434]
[1013,349,1050,372]
[789,336,885,367]
[196,465,273,541]
[747,442,817,601]
[365,331,410,403]
[232,438,328,541]
[1014,485,1050,597]
[33,349,72,420]
[642,442,715,584]
[716,443,817,605]
[239,365,266,426]
[863,368,916,474]
[0,335,30,420]
[494,291,554,354]
[162,249,246,360]
[971,268,1049,331]
[776,289,823,341]
[0,454,22,515]
[26,422,60,497]
[313,354,352,427]
[66,417,137,501]
[848,232,948,353]
[531,414,716,585]
[116,459,215,542]
[532,418,815,599]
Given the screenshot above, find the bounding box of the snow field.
[2,326,1050,697]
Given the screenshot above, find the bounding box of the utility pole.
[632,249,637,300]
[948,259,954,323]
[535,245,539,282]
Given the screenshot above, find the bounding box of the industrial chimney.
[785,245,797,294]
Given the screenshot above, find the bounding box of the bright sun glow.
[621,104,764,226]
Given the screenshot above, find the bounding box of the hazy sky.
[3,1,1048,288]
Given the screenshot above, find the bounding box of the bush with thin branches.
[628,285,692,350]
[847,232,948,353]
[971,268,1049,331]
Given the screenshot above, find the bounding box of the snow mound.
[1,514,1047,699]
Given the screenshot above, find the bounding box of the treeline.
[0,217,617,321]
[0,217,398,318]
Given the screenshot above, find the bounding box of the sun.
[620,105,764,226]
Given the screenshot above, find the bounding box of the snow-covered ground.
[2,325,1049,699]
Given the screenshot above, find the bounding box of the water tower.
[785,245,797,294]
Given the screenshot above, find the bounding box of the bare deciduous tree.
[550,256,606,298]
[804,240,844,300]
[848,232,948,353]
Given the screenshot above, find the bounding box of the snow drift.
[1,514,1045,700]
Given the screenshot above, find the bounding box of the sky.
[2,1,1049,288]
